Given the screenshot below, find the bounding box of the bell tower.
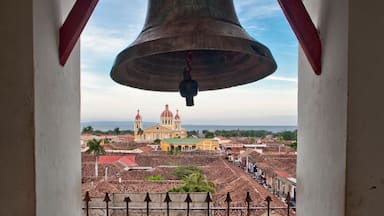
[134,109,142,136]
[174,109,181,131]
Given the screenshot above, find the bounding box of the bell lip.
[110,35,277,92]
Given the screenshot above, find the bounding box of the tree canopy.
[82,126,94,134]
[85,139,106,156]
[170,167,215,193]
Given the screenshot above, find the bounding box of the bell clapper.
[179,51,198,106]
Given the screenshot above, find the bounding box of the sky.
[80,0,298,126]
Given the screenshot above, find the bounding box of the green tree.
[153,139,161,145]
[187,130,199,137]
[145,175,164,181]
[289,141,298,150]
[113,127,120,135]
[204,131,215,138]
[169,171,215,192]
[173,166,202,180]
[275,130,297,141]
[82,126,94,134]
[85,139,106,177]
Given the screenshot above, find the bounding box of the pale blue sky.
[80,0,298,125]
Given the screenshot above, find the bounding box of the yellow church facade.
[134,105,187,142]
[160,138,219,152]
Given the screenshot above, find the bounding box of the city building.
[134,105,187,142]
[160,138,219,151]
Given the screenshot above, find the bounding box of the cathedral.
[134,104,187,142]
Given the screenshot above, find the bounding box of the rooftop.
[163,138,208,144]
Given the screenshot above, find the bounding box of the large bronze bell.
[111,0,277,103]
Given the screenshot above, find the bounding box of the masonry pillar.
[297,0,384,215]
[0,0,81,216]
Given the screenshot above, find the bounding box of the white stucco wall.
[297,0,348,216]
[33,0,81,216]
[0,1,36,215]
[346,1,384,215]
[1,0,81,215]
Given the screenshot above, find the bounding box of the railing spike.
[83,191,91,202]
[205,192,212,216]
[265,195,272,202]
[104,192,111,216]
[245,192,252,216]
[185,193,193,203]
[185,193,192,216]
[225,192,232,216]
[205,192,212,203]
[103,192,111,202]
[124,196,131,216]
[245,192,253,203]
[164,192,172,216]
[144,192,151,216]
[265,196,272,216]
[225,192,232,203]
[286,192,291,216]
[124,196,131,203]
[144,192,152,202]
[83,191,91,216]
[164,192,172,203]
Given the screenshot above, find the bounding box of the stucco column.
[298,0,384,215]
[0,0,81,216]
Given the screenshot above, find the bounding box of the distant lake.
[81,121,296,132]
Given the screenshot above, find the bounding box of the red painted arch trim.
[278,0,322,75]
[59,0,99,66]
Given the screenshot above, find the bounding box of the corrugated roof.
[163,138,207,144]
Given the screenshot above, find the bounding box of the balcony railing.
[82,191,295,216]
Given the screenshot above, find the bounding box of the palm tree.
[170,171,216,192]
[85,139,106,177]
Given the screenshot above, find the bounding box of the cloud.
[265,76,297,82]
[234,0,281,21]
[81,25,140,59]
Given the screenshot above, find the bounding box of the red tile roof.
[98,156,122,164]
[98,155,138,167]
[118,155,138,167]
[138,146,153,153]
[274,170,290,178]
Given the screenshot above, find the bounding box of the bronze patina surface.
[111,0,277,92]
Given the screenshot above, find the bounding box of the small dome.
[174,109,180,120]
[135,110,141,120]
[161,104,173,118]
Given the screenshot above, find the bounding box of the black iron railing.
[83,191,295,216]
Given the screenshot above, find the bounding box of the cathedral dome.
[161,104,173,118]
[135,110,141,120]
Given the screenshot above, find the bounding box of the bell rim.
[111,35,277,92]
